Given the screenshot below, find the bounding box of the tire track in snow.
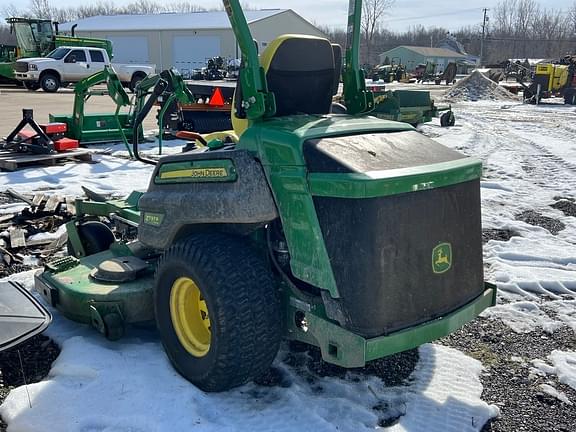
[433,104,576,302]
[458,107,576,193]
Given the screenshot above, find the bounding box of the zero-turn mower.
[35,0,496,391]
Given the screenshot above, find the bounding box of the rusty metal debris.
[0,191,75,277]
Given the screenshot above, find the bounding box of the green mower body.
[35,0,494,391]
[36,113,495,369]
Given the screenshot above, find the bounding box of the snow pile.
[444,71,517,102]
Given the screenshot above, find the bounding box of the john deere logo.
[432,243,452,274]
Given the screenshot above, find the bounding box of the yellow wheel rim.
[169,277,211,357]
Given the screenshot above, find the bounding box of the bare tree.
[2,3,26,18]
[512,0,539,58]
[494,0,518,36]
[361,0,394,65]
[30,0,54,19]
[123,0,164,14]
[166,2,206,13]
[569,2,576,36]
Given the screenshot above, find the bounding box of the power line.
[480,8,489,66]
[486,36,576,43]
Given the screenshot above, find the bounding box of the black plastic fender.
[138,149,278,250]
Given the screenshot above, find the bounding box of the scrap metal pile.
[0,189,73,278]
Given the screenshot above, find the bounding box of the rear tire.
[40,73,60,93]
[154,232,281,392]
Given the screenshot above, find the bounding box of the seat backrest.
[231,34,336,137]
[261,34,335,117]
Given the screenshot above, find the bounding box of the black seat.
[264,36,336,116]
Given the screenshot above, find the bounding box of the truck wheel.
[154,232,281,392]
[67,221,115,256]
[40,73,60,92]
[23,81,40,91]
[129,72,146,92]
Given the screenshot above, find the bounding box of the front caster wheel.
[440,111,456,127]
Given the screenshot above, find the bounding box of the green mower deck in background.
[370,87,455,127]
[35,0,495,392]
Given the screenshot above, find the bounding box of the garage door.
[172,36,220,78]
[107,36,149,64]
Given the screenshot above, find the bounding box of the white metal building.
[59,10,325,76]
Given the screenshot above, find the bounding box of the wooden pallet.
[0,149,93,171]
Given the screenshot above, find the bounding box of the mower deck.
[35,247,155,339]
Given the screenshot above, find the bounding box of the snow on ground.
[537,383,572,406]
[2,99,576,431]
[0,273,497,432]
[88,135,191,160]
[0,154,153,198]
[531,351,576,391]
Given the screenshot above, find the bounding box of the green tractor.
[0,17,112,87]
[35,0,495,392]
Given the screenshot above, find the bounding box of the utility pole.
[480,8,489,66]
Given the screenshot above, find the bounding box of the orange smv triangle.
[209,87,225,106]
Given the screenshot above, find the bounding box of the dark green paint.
[36,249,154,327]
[308,158,483,198]
[342,0,374,114]
[286,284,497,368]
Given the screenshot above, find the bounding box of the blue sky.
[1,0,575,31]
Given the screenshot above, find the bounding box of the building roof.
[382,46,467,58]
[59,9,287,32]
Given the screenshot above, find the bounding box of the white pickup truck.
[14,46,155,92]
